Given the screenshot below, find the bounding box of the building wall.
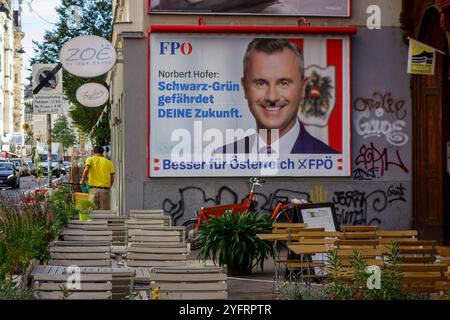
[112,0,412,229]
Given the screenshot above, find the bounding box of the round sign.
[76,83,109,107]
[60,35,117,78]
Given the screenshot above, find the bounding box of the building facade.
[0,0,25,155]
[108,0,449,244]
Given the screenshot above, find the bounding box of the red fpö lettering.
[180,42,192,55]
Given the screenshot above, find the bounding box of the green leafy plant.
[348,249,373,299]
[377,240,407,300]
[75,199,97,221]
[325,249,350,300]
[48,186,78,229]
[198,210,274,276]
[0,193,51,281]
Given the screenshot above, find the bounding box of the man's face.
[241,47,307,137]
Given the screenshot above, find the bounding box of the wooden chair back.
[128,229,184,245]
[148,266,227,300]
[376,230,418,243]
[335,240,378,249]
[126,244,189,268]
[33,273,112,300]
[335,248,383,266]
[379,240,437,264]
[80,268,135,300]
[272,223,307,234]
[340,225,379,232]
[296,231,341,239]
[129,209,165,220]
[60,229,113,242]
[399,264,447,294]
[89,213,127,246]
[126,217,172,228]
[48,245,111,267]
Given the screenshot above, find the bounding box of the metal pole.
[47,114,52,187]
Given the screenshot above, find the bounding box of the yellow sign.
[407,38,435,75]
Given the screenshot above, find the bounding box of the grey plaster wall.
[122,36,148,216]
[122,26,412,229]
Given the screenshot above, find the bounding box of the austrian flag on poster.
[149,30,354,177]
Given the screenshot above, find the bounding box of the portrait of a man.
[220,38,338,155]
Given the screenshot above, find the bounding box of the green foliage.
[349,249,371,299]
[322,242,428,300]
[75,199,97,215]
[325,249,350,300]
[30,0,113,146]
[51,115,77,155]
[0,194,51,281]
[0,187,79,283]
[198,210,274,275]
[376,241,407,300]
[48,186,78,230]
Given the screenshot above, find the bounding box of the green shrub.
[48,186,78,229]
[198,210,274,275]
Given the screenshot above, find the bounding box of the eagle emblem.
[299,65,336,127]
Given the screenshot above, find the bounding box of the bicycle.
[269,197,311,223]
[183,177,263,250]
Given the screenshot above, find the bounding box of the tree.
[51,115,77,156]
[30,0,113,146]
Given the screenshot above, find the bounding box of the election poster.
[149,29,353,177]
[149,0,351,17]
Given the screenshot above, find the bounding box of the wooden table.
[257,233,300,242]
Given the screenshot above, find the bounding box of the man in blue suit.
[220,38,338,155]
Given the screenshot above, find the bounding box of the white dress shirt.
[250,119,301,155]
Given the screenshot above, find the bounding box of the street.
[0,174,69,197]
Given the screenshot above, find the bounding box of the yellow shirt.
[85,155,115,188]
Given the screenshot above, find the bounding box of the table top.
[287,244,332,255]
[257,233,300,242]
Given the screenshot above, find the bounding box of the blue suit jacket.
[218,122,338,154]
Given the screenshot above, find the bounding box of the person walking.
[80,146,115,210]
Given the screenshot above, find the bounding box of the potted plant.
[76,199,97,221]
[198,210,274,276]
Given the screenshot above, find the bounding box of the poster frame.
[146,25,357,177]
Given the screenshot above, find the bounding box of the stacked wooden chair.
[33,273,113,300]
[148,266,228,300]
[90,210,127,245]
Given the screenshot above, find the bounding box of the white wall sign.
[33,96,63,115]
[60,35,117,78]
[76,83,109,107]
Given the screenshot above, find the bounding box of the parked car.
[61,161,71,175]
[0,162,20,189]
[40,161,61,177]
[27,161,36,176]
[21,163,31,176]
[10,158,26,176]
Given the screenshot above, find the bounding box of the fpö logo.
[160,42,193,55]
